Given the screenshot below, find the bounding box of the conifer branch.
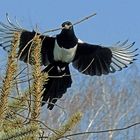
[48,111,82,140]
[0,32,19,123]
[0,124,39,140]
[30,35,43,121]
[2,118,23,133]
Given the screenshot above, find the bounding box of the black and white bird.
[0,18,138,109]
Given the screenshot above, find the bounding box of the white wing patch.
[78,38,84,44]
[53,40,77,63]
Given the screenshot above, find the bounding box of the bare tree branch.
[61,122,140,139]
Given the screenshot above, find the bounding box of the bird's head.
[61,21,73,30]
[57,21,77,48]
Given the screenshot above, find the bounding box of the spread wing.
[0,16,55,66]
[72,40,138,76]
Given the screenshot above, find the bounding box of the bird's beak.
[63,24,72,30]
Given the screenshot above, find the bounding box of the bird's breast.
[53,40,77,63]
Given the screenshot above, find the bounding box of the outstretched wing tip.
[132,41,135,45]
[110,40,138,72]
[0,15,26,52]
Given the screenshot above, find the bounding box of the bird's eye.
[62,23,65,27]
[67,22,72,26]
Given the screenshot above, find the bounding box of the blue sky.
[0,0,140,67]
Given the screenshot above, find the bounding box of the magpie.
[0,19,138,110]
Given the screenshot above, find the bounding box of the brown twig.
[64,122,140,138]
[40,122,140,139]
[43,12,97,34]
[73,13,97,26]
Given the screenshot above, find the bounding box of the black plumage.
[0,19,138,109]
[41,63,72,110]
